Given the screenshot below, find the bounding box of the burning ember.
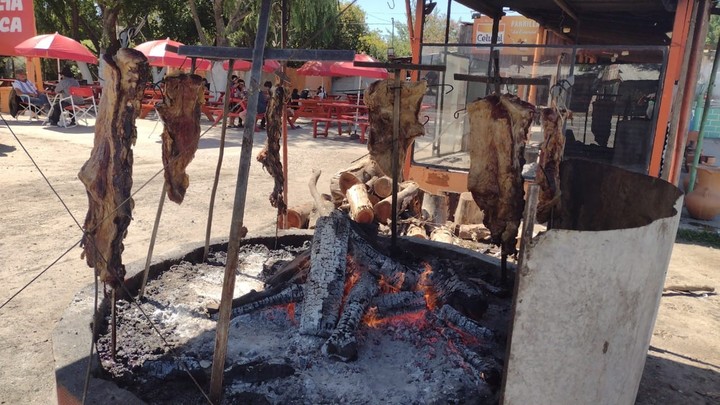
[97,220,509,403]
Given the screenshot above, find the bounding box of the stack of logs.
[281,160,490,247]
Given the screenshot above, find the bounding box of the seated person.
[49,66,83,126]
[12,69,51,114]
[239,82,270,130]
[228,78,247,128]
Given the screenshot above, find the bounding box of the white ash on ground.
[97,245,507,404]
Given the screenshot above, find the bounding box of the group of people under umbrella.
[11,33,388,126]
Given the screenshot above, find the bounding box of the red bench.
[312,117,369,142]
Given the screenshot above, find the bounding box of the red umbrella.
[296,60,340,77]
[222,59,281,72]
[330,54,388,79]
[14,32,97,64]
[134,38,212,70]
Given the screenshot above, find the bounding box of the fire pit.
[84,230,509,404]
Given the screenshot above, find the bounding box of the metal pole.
[486,17,500,96]
[281,0,289,229]
[204,60,236,261]
[391,74,402,249]
[688,37,720,193]
[209,0,273,402]
[110,288,117,358]
[138,186,166,299]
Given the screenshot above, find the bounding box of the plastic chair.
[63,86,98,126]
[10,89,44,120]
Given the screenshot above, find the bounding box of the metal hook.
[387,0,395,9]
[453,108,466,119]
[421,115,430,126]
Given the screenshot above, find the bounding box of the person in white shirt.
[12,69,50,113]
[49,66,83,126]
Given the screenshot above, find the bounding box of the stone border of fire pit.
[52,231,507,405]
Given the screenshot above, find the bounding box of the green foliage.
[707,14,720,49]
[289,0,336,48]
[676,228,720,249]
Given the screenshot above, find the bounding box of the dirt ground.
[0,116,718,404]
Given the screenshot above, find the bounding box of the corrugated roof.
[455,0,676,45]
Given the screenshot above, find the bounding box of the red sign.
[0,0,38,56]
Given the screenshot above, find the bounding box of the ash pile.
[97,222,511,404]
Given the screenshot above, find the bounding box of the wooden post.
[139,187,166,299]
[204,60,235,262]
[209,0,273,402]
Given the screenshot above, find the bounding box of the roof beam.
[553,0,578,21]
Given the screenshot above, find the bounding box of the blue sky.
[357,0,477,37]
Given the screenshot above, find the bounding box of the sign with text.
[0,0,37,56]
[472,15,539,56]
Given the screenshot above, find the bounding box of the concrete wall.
[502,160,683,405]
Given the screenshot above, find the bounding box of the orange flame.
[417,262,438,311]
[343,255,362,297]
[363,309,428,329]
[286,303,296,324]
[378,274,404,294]
[362,306,383,328]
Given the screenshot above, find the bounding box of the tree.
[707,14,720,49]
[386,3,460,58]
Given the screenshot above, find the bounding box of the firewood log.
[371,291,426,317]
[157,74,204,204]
[346,183,374,224]
[348,230,419,291]
[264,249,311,288]
[232,284,304,316]
[322,270,379,361]
[373,182,421,224]
[436,304,493,341]
[422,193,449,225]
[308,169,335,220]
[300,211,350,337]
[406,223,428,239]
[429,267,488,321]
[367,176,392,199]
[430,227,455,244]
[330,157,385,204]
[454,224,490,241]
[453,192,484,225]
[78,49,150,288]
[279,202,313,229]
